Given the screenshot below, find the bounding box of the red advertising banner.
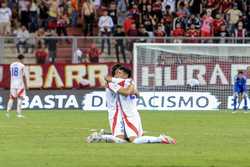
[0,63,132,89]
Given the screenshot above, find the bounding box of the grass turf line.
[0,110,249,167]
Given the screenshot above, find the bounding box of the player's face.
[118,70,128,79]
[238,73,243,78]
[116,70,128,79]
[114,69,121,78]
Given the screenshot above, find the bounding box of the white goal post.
[133,43,250,110]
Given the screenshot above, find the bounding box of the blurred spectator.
[172,23,185,36]
[108,2,118,31]
[130,4,140,25]
[138,24,149,42]
[47,0,58,19]
[143,16,155,37]
[85,43,101,63]
[56,11,69,38]
[35,41,48,64]
[15,25,30,53]
[18,0,30,28]
[172,22,185,43]
[214,25,230,43]
[138,0,148,22]
[123,14,134,34]
[227,3,242,34]
[187,14,201,29]
[29,0,39,32]
[45,30,57,63]
[71,0,78,27]
[176,1,190,17]
[185,23,200,42]
[245,6,250,35]
[152,0,163,22]
[74,48,85,63]
[163,0,176,13]
[98,10,113,55]
[38,1,49,28]
[0,2,12,36]
[162,5,173,36]
[113,25,126,63]
[35,27,46,47]
[154,24,166,42]
[127,23,138,52]
[117,0,127,25]
[234,21,247,43]
[200,9,214,37]
[220,0,232,13]
[173,14,186,30]
[81,0,95,36]
[189,0,202,15]
[213,13,226,35]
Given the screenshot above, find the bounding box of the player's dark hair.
[17,54,24,60]
[238,70,244,74]
[119,66,132,78]
[111,64,122,77]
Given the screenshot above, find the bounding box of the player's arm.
[117,84,135,96]
[108,82,135,96]
[105,76,127,84]
[23,67,28,90]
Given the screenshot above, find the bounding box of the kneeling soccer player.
[87,66,176,144]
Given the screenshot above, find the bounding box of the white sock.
[7,98,14,112]
[100,135,127,143]
[17,98,22,115]
[133,136,162,144]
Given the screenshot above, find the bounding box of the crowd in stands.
[0,0,250,63]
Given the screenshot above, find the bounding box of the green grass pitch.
[0,110,250,167]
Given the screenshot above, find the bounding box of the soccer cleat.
[86,132,101,143]
[232,110,237,114]
[160,134,176,144]
[98,129,105,135]
[16,114,25,118]
[243,106,248,111]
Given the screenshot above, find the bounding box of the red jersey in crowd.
[220,0,232,13]
[234,28,247,37]
[186,29,200,37]
[213,18,226,34]
[154,28,165,42]
[171,27,185,36]
[152,1,162,12]
[123,17,134,34]
[85,45,101,63]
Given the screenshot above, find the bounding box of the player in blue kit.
[233,71,248,112]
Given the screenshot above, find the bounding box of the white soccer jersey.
[10,62,25,89]
[116,79,144,137]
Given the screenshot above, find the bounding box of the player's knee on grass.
[116,134,125,140]
[128,136,137,142]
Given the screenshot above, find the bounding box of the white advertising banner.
[227,96,250,109]
[83,91,220,111]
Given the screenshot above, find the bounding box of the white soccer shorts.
[10,87,26,99]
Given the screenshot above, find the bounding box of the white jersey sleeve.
[10,62,25,89]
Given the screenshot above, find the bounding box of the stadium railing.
[0,36,250,64]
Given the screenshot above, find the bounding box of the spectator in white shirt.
[98,10,114,55]
[0,2,12,35]
[15,26,30,53]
